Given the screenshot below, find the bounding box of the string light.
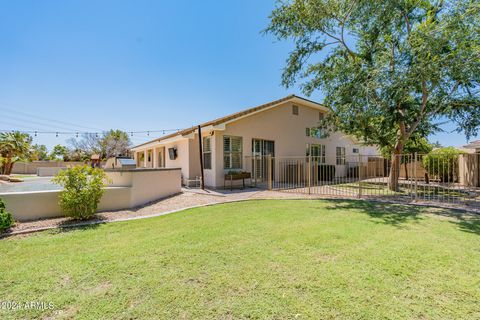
[0,129,181,137]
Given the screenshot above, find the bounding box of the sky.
[0,0,476,150]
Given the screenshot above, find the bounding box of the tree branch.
[407,80,429,136]
[428,80,462,116]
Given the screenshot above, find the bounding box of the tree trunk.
[5,160,13,175]
[1,158,9,175]
[404,161,409,180]
[388,144,405,191]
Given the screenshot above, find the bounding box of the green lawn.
[1,200,480,319]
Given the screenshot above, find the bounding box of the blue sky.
[0,0,475,149]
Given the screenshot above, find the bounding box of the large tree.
[265,0,480,190]
[68,130,131,159]
[50,144,71,161]
[0,132,32,175]
[100,129,131,159]
[30,144,50,161]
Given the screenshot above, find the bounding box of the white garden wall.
[1,168,181,221]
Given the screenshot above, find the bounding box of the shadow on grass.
[319,198,480,234]
[452,216,480,235]
[51,216,108,234]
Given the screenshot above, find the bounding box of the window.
[306,144,326,163]
[224,136,242,169]
[203,136,212,169]
[336,147,346,165]
[305,128,310,137]
[147,150,152,162]
[158,149,165,167]
[353,148,359,154]
[292,105,299,115]
[319,112,324,120]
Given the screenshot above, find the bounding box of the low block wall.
[12,161,85,174]
[1,187,131,221]
[37,167,67,177]
[1,168,181,221]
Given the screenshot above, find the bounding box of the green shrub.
[317,164,336,181]
[423,147,463,182]
[0,198,14,232]
[52,166,110,220]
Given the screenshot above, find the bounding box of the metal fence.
[244,153,480,211]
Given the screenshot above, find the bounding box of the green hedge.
[0,198,14,232]
[423,147,463,182]
[52,166,109,220]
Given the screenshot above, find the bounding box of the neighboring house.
[463,140,480,153]
[131,95,378,188]
[459,141,480,187]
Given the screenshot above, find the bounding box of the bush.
[423,147,463,182]
[317,164,336,181]
[0,198,14,232]
[52,166,110,220]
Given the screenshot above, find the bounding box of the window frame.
[336,147,346,165]
[223,135,243,170]
[306,144,326,164]
[202,136,212,170]
[305,128,311,137]
[292,105,299,115]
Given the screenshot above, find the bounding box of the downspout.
[197,125,205,190]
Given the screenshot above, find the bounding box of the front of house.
[131,95,378,188]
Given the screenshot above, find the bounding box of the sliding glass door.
[252,139,275,182]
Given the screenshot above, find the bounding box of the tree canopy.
[68,129,131,159]
[30,144,50,161]
[0,132,32,175]
[265,0,480,189]
[266,0,479,147]
[50,144,71,161]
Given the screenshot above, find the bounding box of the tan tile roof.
[132,95,324,149]
[464,140,480,149]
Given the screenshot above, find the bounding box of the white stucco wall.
[131,100,378,188]
[211,101,378,186]
[3,168,181,222]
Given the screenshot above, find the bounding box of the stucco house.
[131,95,378,188]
